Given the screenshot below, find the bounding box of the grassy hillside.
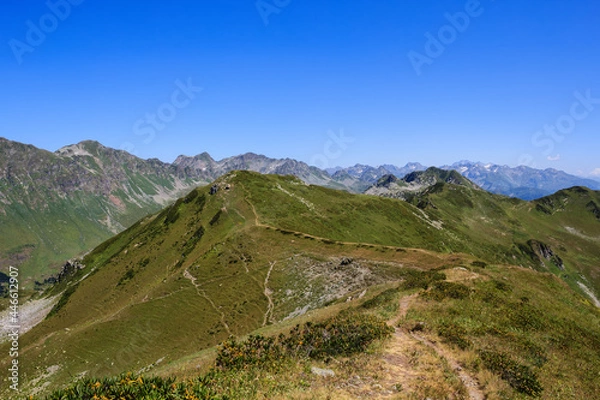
[0,139,207,288]
[23,264,600,399]
[1,171,599,398]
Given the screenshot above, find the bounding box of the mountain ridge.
[1,136,599,285]
[1,170,599,398]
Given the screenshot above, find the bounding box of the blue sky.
[1,0,599,176]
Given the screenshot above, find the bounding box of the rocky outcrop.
[586,201,600,220]
[527,240,565,270]
[37,259,86,286]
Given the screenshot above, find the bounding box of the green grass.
[403,265,600,398]
[2,171,600,398]
[31,304,393,400]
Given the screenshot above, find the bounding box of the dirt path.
[262,261,276,326]
[385,293,484,400]
[388,293,418,328]
[410,332,484,400]
[184,269,232,335]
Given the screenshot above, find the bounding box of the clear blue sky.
[1,0,599,176]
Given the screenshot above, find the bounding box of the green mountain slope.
[365,168,600,295]
[1,172,458,394]
[1,171,599,398]
[0,138,209,286]
[0,139,351,287]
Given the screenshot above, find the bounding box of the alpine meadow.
[2,1,600,399]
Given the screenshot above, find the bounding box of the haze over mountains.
[331,161,600,199]
[1,137,600,286]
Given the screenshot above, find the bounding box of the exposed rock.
[340,257,353,266]
[37,259,85,286]
[586,200,600,220]
[364,167,479,201]
[409,321,426,332]
[311,367,335,377]
[375,174,398,187]
[528,240,565,270]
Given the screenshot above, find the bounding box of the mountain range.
[1,137,600,286]
[1,169,599,398]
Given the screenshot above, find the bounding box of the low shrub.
[39,372,224,400]
[215,335,282,371]
[401,270,446,290]
[117,268,136,286]
[424,281,470,301]
[210,210,222,226]
[361,288,399,309]
[437,323,471,350]
[480,350,543,397]
[183,189,199,204]
[213,313,393,373]
[282,313,393,359]
[507,303,546,331]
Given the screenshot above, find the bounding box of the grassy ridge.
[1,171,599,397]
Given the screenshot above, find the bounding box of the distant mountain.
[0,138,207,284]
[364,167,479,202]
[2,137,599,285]
[380,162,428,178]
[333,160,600,200]
[330,162,427,192]
[0,139,345,284]
[443,161,600,200]
[173,152,342,189]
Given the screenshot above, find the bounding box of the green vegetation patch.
[36,311,392,399]
[46,282,79,318]
[361,287,400,309]
[423,281,471,301]
[36,372,225,400]
[215,313,393,371]
[480,350,543,397]
[403,266,600,398]
[216,334,282,371]
[281,313,393,359]
[400,269,446,290]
